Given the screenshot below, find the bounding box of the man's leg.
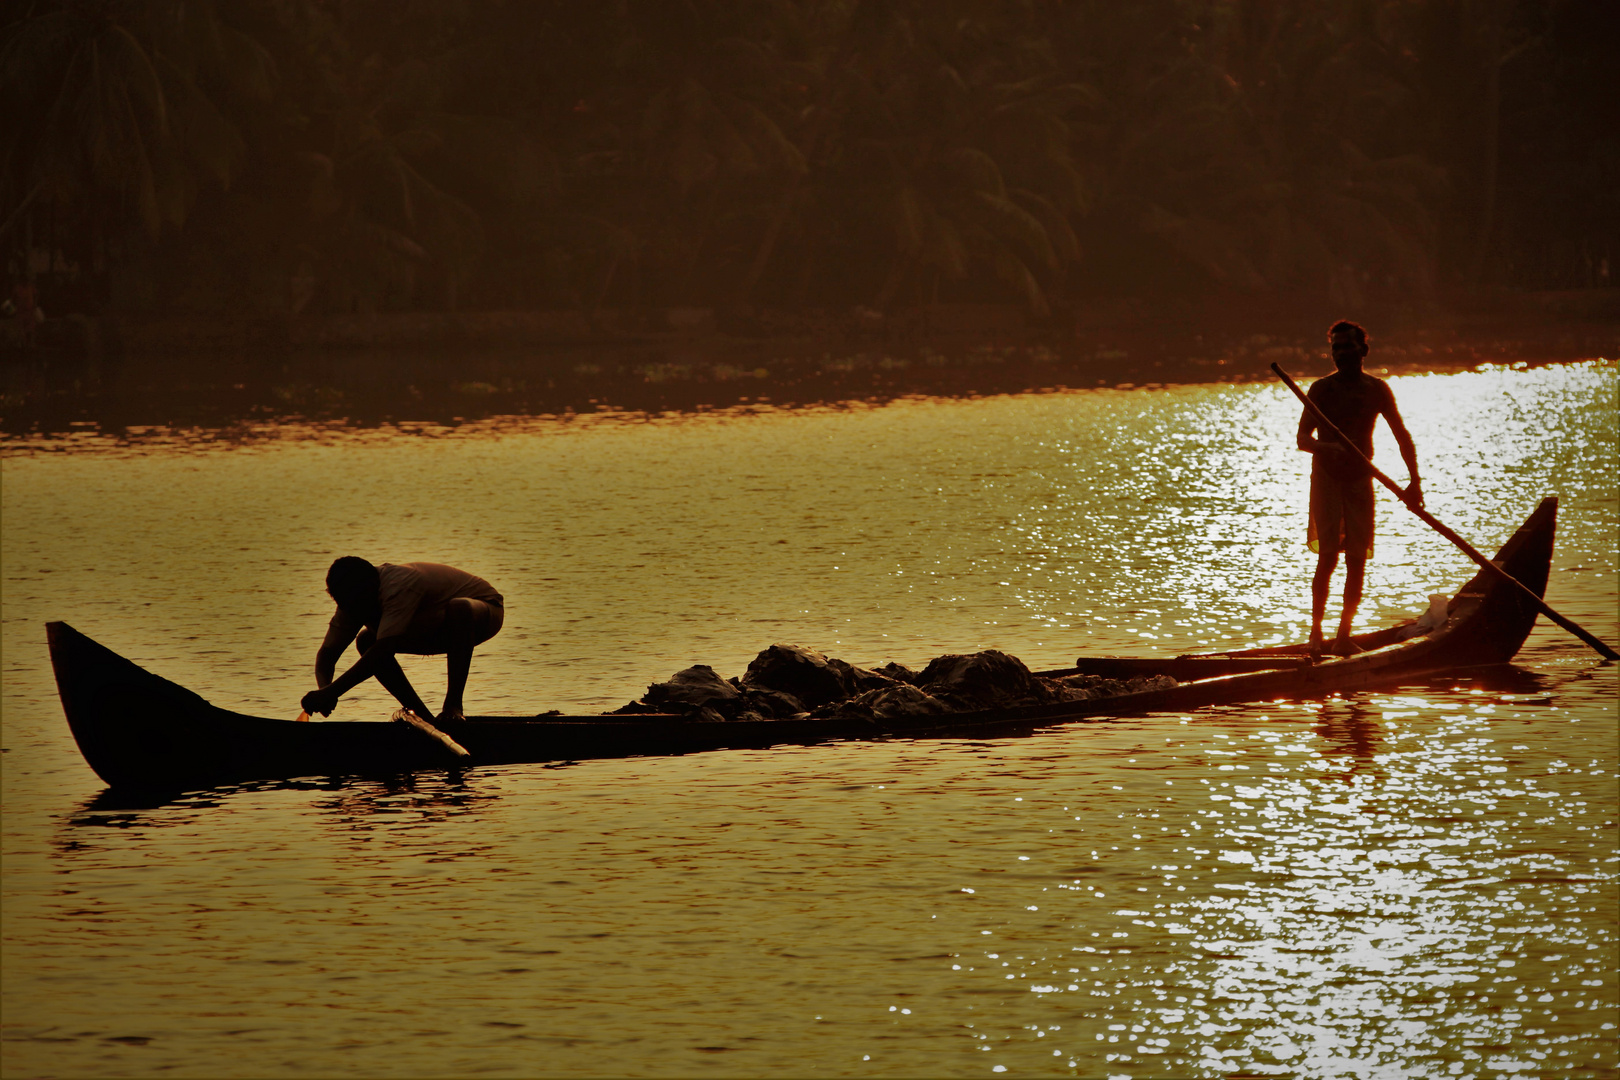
[1307,472,1345,661]
[1332,478,1375,655]
[439,598,502,721]
[1310,550,1339,659]
[357,627,434,717]
[1332,557,1366,655]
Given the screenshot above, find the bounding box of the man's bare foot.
[437,706,467,724]
[1330,635,1362,657]
[1308,632,1326,662]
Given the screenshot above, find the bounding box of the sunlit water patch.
[2,360,1615,1077]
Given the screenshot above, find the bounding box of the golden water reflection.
[2,361,1614,1078]
[937,693,1616,1078]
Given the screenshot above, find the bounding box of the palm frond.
[1010,187,1080,264]
[894,185,927,252]
[988,243,1048,316]
[972,190,1057,271]
[941,146,1005,197]
[156,53,243,188]
[106,24,168,135]
[722,98,806,173]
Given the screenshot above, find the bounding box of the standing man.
[1297,321,1423,658]
[302,557,504,722]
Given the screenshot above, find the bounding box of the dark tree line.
[2,0,1614,318]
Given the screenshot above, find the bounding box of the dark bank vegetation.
[2,0,1615,330]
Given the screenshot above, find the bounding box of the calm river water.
[2,360,1615,1078]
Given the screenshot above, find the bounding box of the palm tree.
[607,0,808,304]
[1,0,273,279]
[295,107,488,311]
[259,0,564,312]
[808,2,1092,314]
[1069,0,1444,304]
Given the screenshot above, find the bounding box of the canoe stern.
[1433,496,1557,664]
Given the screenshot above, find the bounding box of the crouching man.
[302,557,504,723]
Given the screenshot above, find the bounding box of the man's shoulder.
[1311,371,1389,396]
[395,561,462,575]
[1359,372,1396,399]
[377,563,429,597]
[1307,371,1350,395]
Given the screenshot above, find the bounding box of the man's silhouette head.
[326,556,381,615]
[1329,320,1368,374]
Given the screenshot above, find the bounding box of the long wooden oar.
[1273,362,1618,661]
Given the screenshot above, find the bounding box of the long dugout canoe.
[47,498,1557,792]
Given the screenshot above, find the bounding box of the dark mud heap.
[612,644,1177,722]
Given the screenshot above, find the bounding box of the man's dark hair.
[1329,320,1368,347]
[326,556,380,608]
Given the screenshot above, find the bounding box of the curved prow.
[47,621,458,790]
[48,622,213,723]
[47,621,223,789]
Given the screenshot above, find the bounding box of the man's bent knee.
[447,598,503,647]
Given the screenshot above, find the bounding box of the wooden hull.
[48,498,1557,792]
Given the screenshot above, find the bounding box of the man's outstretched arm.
[305,635,404,715]
[314,638,349,690]
[1381,388,1423,507]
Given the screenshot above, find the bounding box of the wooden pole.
[1273,362,1618,661]
[393,709,472,758]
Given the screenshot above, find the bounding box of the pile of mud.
[611,644,1177,722]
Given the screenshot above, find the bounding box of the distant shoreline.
[2,292,1614,440]
[4,289,1616,360]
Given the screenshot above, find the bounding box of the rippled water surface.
[3,361,1616,1078]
